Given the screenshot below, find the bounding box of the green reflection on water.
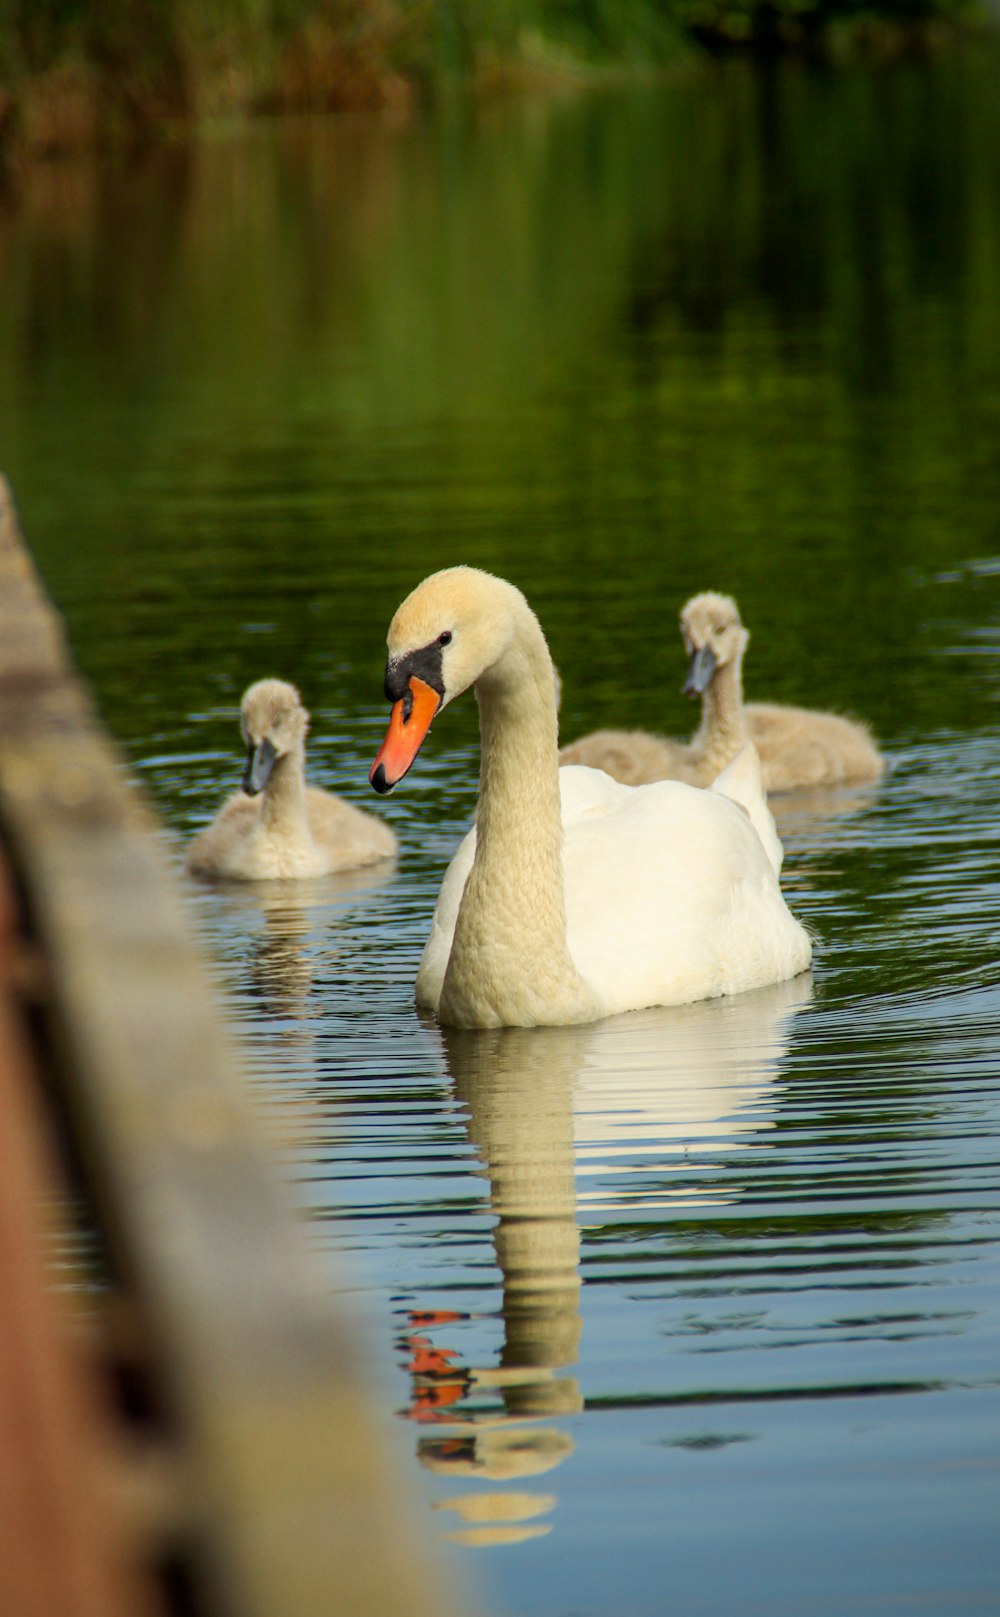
[2,48,1000,782]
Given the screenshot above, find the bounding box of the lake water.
[3,45,1000,1617]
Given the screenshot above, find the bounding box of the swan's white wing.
[707,741,784,874]
[558,767,809,1015]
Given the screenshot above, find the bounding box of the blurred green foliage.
[0,0,989,116]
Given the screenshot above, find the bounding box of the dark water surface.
[3,47,1000,1617]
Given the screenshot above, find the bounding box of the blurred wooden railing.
[0,474,470,1617]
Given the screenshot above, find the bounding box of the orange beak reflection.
[370,676,442,793]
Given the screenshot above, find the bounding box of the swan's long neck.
[260,745,310,836]
[691,651,749,777]
[439,616,596,1028]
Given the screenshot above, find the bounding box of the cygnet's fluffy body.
[560,592,883,793]
[369,567,810,1030]
[186,679,396,880]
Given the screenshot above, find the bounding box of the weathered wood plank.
[0,849,167,1617]
[0,475,471,1617]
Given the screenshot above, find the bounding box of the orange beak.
[370,676,442,793]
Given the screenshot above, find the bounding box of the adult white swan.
[370,568,811,1029]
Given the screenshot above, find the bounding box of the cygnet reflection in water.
[408,974,811,1544]
[188,860,398,1030]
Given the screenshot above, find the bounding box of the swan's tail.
[709,742,784,874]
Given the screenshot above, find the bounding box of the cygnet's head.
[239,678,309,795]
[679,592,749,697]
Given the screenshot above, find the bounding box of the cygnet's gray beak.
[243,737,278,795]
[684,645,717,697]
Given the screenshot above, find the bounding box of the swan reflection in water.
[402,972,812,1547]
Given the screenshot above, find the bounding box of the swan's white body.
[372,569,810,1029]
[187,679,396,881]
[416,749,804,1020]
[560,591,884,793]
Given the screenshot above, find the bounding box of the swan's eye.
[438,630,453,646]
